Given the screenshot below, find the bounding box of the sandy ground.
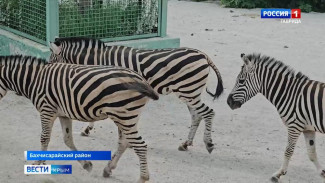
[1,0,325,183]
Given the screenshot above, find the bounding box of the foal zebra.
[227,53,325,182]
[0,55,158,183]
[49,37,224,153]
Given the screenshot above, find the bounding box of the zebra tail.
[124,81,159,101]
[206,56,224,100]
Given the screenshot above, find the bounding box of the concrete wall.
[0,29,50,59]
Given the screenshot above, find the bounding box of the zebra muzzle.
[227,94,242,110]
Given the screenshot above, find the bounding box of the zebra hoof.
[320,169,325,178]
[178,144,188,151]
[83,161,93,172]
[81,129,90,136]
[32,160,46,165]
[206,143,214,154]
[270,176,279,183]
[81,131,89,136]
[103,167,112,178]
[81,126,93,136]
[137,175,149,183]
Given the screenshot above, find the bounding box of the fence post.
[46,0,59,45]
[160,0,167,37]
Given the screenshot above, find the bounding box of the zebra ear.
[49,42,62,55]
[241,54,250,65]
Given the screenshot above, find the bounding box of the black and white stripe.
[227,53,325,182]
[49,37,224,153]
[0,55,158,183]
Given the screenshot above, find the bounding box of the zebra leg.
[201,107,215,154]
[80,122,94,136]
[103,128,129,177]
[33,113,56,165]
[303,131,325,180]
[103,120,149,182]
[124,124,149,182]
[187,101,215,153]
[271,128,301,182]
[178,105,202,151]
[59,117,92,172]
[128,132,149,183]
[175,90,215,153]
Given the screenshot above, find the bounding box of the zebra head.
[49,40,63,63]
[227,53,261,110]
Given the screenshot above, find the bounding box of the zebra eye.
[238,79,245,84]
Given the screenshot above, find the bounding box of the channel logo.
[261,9,301,19]
[24,165,72,174]
[261,9,301,24]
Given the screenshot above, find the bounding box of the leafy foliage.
[299,2,312,12]
[220,0,325,12]
[58,0,158,38]
[0,0,158,41]
[221,0,268,9]
[0,0,46,41]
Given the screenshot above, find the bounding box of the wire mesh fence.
[0,0,46,41]
[0,0,160,44]
[59,0,159,39]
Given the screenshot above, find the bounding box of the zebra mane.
[54,37,105,46]
[247,53,309,80]
[0,55,47,66]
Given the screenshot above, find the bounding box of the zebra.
[227,53,325,182]
[49,37,224,153]
[0,55,159,183]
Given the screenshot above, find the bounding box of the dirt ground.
[1,0,325,183]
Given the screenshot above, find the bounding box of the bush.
[220,0,325,12]
[299,2,312,12]
[302,0,325,12]
[59,0,158,38]
[0,0,159,41]
[220,0,269,9]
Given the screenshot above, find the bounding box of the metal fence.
[0,0,46,43]
[0,0,167,45]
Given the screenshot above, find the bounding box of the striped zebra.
[49,37,224,153]
[227,53,325,182]
[0,55,158,183]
